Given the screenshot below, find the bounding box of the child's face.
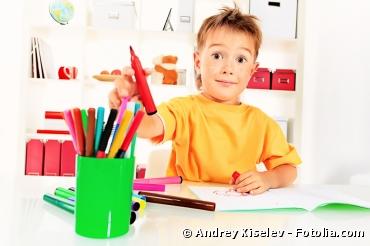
[194,27,258,104]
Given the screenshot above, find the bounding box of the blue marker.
[94,107,105,154]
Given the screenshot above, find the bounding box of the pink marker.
[133,183,165,192]
[134,176,182,185]
[63,110,78,153]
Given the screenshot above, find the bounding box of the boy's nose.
[223,70,234,75]
[222,60,234,75]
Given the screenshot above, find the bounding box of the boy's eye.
[211,53,223,60]
[236,56,247,64]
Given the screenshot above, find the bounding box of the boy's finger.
[122,67,135,78]
[249,186,266,195]
[234,175,256,190]
[108,89,121,109]
[144,68,152,76]
[234,172,254,185]
[237,171,254,183]
[236,182,259,193]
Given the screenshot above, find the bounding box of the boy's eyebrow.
[208,43,253,55]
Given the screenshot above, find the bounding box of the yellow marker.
[107,110,133,158]
[132,196,147,216]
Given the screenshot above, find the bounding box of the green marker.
[129,102,141,158]
[43,193,75,214]
[55,189,74,201]
[81,109,88,135]
[55,187,75,197]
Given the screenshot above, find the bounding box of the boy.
[109,6,301,195]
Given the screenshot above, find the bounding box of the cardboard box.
[272,69,295,91]
[247,68,271,89]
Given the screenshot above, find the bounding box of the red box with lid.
[271,69,296,91]
[247,68,271,89]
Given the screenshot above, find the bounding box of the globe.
[49,0,74,25]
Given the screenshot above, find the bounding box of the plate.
[93,74,120,82]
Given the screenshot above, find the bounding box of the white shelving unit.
[20,0,302,185]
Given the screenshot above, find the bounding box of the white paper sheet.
[188,185,370,211]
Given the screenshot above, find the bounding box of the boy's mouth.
[215,79,237,86]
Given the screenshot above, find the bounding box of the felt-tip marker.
[130,46,157,115]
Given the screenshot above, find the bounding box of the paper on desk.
[188,185,370,211]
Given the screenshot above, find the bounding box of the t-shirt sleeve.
[150,98,188,144]
[260,118,302,170]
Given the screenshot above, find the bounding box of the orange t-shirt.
[152,94,301,183]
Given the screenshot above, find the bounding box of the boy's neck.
[200,92,241,105]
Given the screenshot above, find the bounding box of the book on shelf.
[30,37,55,79]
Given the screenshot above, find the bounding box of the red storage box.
[43,140,61,176]
[25,139,44,175]
[60,140,76,176]
[247,68,271,89]
[272,69,296,91]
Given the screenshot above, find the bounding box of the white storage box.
[90,0,137,29]
[249,0,298,39]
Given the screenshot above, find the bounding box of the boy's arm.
[263,164,297,189]
[137,113,164,139]
[233,164,297,195]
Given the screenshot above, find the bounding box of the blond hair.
[195,6,262,89]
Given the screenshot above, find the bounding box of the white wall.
[0,1,26,242]
[299,0,370,184]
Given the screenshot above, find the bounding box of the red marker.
[130,46,157,115]
[232,171,240,184]
[115,110,145,158]
[72,108,85,156]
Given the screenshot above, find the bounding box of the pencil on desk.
[133,183,165,192]
[138,191,216,211]
[43,193,74,214]
[134,176,183,185]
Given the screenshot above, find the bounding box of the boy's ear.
[252,62,259,74]
[193,51,201,73]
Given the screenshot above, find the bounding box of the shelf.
[29,78,83,85]
[245,88,296,96]
[25,132,72,141]
[30,25,86,37]
[28,78,116,89]
[83,79,114,87]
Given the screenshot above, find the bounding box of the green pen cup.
[75,156,135,238]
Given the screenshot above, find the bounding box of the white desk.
[3,182,370,246]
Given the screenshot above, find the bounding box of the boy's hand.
[231,171,272,195]
[108,66,151,109]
